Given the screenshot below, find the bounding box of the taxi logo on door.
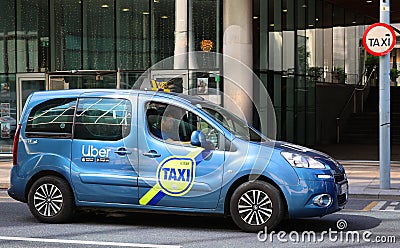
[157,156,195,196]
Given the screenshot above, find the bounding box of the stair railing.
[336,66,376,143]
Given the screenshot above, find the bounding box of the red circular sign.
[362,23,396,56]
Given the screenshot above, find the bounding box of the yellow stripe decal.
[186,148,204,159]
[139,184,162,205]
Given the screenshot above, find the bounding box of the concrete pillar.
[223,0,253,123]
[173,0,196,69]
[174,0,188,69]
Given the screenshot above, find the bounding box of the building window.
[16,0,49,73]
[151,0,175,64]
[116,0,150,70]
[0,1,16,74]
[83,0,115,70]
[53,0,83,70]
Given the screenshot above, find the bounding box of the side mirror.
[190,130,215,151]
[190,130,206,147]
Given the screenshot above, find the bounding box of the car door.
[137,94,225,209]
[20,97,77,180]
[70,95,139,204]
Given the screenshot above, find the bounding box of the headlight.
[281,151,326,169]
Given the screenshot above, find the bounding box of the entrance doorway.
[16,73,46,123]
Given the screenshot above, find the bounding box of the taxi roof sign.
[362,23,396,56]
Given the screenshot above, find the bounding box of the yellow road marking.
[363,201,378,211]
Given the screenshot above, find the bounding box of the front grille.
[337,193,347,206]
[334,173,345,183]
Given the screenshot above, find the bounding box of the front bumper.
[284,175,348,219]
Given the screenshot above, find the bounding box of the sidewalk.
[312,144,400,161]
[0,158,12,189]
[1,158,400,199]
[343,161,400,200]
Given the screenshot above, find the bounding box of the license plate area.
[339,182,348,195]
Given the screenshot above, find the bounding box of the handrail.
[336,65,376,143]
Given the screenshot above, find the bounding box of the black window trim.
[25,132,73,139]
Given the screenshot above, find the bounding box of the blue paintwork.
[8,89,347,219]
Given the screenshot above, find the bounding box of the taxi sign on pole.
[362,23,396,56]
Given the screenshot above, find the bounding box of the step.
[341,110,400,144]
[363,86,400,112]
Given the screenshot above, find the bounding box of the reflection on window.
[26,98,76,134]
[201,104,266,143]
[74,98,131,141]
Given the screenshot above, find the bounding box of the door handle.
[114,147,132,156]
[143,150,161,158]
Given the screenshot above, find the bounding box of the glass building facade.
[253,0,374,145]
[0,0,373,153]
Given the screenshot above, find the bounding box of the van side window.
[74,98,131,141]
[26,98,77,137]
[145,102,219,148]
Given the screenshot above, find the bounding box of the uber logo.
[81,145,111,158]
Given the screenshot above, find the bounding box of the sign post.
[362,1,393,189]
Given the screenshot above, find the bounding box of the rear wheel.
[28,176,75,223]
[230,180,284,232]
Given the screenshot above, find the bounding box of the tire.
[230,180,284,232]
[28,176,75,223]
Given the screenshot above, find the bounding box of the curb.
[339,160,400,166]
[0,183,9,190]
[349,194,400,201]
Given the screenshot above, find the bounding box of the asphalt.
[1,144,400,199]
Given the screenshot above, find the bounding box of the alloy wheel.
[33,183,63,217]
[237,189,273,226]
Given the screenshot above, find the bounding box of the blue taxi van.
[8,89,348,232]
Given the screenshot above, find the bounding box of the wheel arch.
[24,170,73,203]
[224,174,288,217]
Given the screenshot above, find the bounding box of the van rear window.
[26,98,77,136]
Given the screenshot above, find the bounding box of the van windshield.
[198,103,267,142]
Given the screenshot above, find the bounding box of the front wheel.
[230,180,284,232]
[28,176,75,223]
